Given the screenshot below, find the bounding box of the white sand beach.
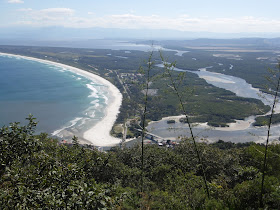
[0,52,123,147]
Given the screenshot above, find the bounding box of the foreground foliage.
[1,118,280,209]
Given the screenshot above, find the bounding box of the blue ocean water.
[0,55,109,139]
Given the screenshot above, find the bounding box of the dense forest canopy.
[0,117,280,209]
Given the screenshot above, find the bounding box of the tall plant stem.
[140,51,153,195]
[163,61,210,198]
[260,63,280,208]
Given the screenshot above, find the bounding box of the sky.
[1,0,280,34]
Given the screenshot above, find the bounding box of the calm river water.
[148,65,280,143]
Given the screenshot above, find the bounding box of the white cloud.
[14,9,280,33]
[18,8,75,24]
[39,8,74,15]
[8,0,24,3]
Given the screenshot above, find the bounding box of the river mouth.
[148,64,280,144]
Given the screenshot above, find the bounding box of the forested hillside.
[1,117,279,209]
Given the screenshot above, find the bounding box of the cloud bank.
[15,7,280,33]
[8,0,24,3]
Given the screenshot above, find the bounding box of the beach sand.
[0,52,123,147]
[148,115,255,133]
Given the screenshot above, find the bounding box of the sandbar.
[0,52,123,147]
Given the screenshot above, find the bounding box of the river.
[147,64,280,144]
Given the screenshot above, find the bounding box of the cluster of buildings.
[119,73,142,82]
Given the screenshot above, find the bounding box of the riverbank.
[148,65,280,143]
[0,52,123,147]
[147,113,280,144]
[148,115,255,134]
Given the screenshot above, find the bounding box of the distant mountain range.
[0,26,280,49]
[1,26,280,41]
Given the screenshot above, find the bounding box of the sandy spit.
[148,114,255,132]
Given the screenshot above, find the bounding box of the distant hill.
[153,38,280,50]
[1,26,280,45]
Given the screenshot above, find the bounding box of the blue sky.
[1,0,280,33]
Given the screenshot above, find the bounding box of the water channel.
[147,64,280,143]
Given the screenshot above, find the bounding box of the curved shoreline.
[0,52,123,147]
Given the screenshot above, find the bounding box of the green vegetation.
[1,118,280,209]
[259,62,280,207]
[0,45,271,131]
[254,113,280,126]
[1,40,280,209]
[167,119,175,124]
[154,39,280,92]
[161,58,210,197]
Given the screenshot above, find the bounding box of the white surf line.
[0,52,123,147]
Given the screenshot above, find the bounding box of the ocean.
[0,55,109,139]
